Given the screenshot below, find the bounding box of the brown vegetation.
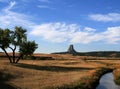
[0,53,120,89]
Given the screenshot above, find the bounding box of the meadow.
[0,54,120,89]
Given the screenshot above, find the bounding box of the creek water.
[96,72,120,89]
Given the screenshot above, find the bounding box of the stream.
[96,72,120,89]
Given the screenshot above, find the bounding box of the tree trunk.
[13,50,15,63]
[9,46,16,63]
[15,54,23,63]
[1,48,12,63]
[13,46,16,63]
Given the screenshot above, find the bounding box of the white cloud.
[89,13,120,22]
[30,23,77,42]
[102,26,120,43]
[4,1,16,11]
[1,2,120,44]
[84,27,96,32]
[30,22,120,44]
[0,1,35,29]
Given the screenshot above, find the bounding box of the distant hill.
[77,51,120,57]
[52,45,120,57]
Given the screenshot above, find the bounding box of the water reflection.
[96,73,120,89]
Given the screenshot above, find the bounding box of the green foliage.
[0,26,38,63]
[0,28,11,48]
[19,41,38,56]
[10,26,27,46]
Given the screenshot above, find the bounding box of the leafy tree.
[0,26,38,63]
[9,26,27,63]
[16,41,38,62]
[0,28,12,63]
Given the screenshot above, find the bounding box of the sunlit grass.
[0,54,120,89]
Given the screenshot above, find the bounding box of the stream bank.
[48,67,113,89]
[96,72,120,89]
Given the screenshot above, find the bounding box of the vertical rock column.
[67,44,77,54]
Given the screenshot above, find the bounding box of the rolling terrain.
[0,52,120,89]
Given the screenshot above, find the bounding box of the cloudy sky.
[0,0,120,53]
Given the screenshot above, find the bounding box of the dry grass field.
[0,54,120,89]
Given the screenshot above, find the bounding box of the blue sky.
[0,0,120,53]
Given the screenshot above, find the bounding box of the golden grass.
[0,54,120,89]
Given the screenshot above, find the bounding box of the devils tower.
[67,44,77,54]
[52,44,77,55]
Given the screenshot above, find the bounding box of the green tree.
[0,28,12,63]
[9,26,27,63]
[0,26,38,63]
[18,41,38,62]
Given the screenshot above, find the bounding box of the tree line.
[0,26,38,63]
